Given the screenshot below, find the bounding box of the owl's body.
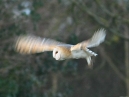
[15,28,106,68]
[71,49,97,59]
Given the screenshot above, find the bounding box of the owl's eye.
[55,51,58,54]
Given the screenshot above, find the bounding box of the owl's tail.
[86,56,93,68]
[85,49,97,68]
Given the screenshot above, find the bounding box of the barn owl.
[15,28,106,68]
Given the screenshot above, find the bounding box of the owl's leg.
[86,56,93,68]
[85,48,97,56]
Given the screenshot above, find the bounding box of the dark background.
[0,0,129,97]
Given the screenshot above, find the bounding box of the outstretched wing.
[15,35,72,54]
[71,28,106,51]
[70,28,106,68]
[86,28,106,48]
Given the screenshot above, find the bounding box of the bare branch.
[71,0,129,41]
[124,26,129,96]
[99,47,126,81]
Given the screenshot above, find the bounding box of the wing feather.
[15,35,71,54]
[71,28,106,51]
[87,28,106,48]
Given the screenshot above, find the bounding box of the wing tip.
[97,28,106,39]
[14,35,36,54]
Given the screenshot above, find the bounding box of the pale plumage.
[15,28,106,68]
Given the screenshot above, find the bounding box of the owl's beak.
[55,54,61,60]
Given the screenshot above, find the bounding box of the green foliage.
[33,0,44,9]
[0,77,18,97]
[0,0,128,97]
[31,10,41,22]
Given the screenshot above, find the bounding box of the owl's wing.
[70,28,106,51]
[86,28,106,48]
[15,35,72,54]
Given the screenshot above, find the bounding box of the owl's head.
[53,47,71,60]
[53,48,61,60]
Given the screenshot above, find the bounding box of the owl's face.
[53,47,71,60]
[53,48,63,60]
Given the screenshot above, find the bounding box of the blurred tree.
[68,0,129,96]
[0,0,129,97]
